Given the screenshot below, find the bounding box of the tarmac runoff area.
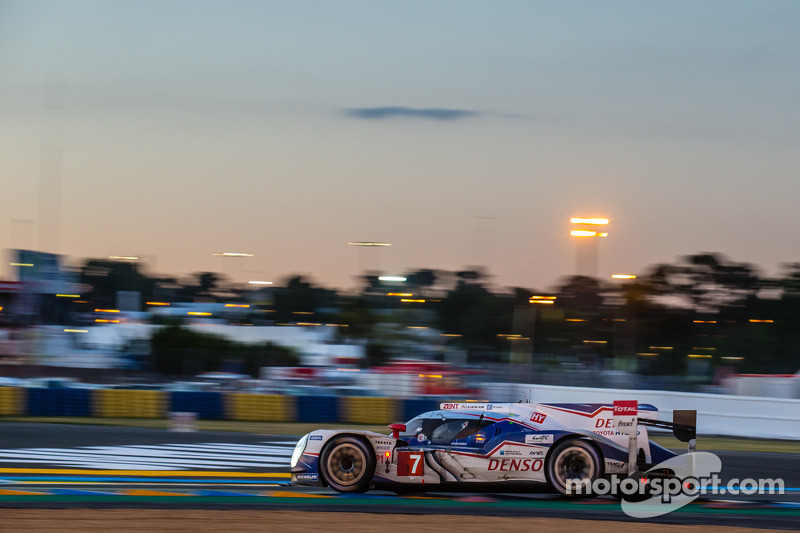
[0,422,798,530]
[0,510,788,533]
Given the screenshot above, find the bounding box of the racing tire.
[320,436,375,493]
[545,439,602,497]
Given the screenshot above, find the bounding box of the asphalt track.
[0,423,798,530]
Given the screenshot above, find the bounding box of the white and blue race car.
[290,401,696,495]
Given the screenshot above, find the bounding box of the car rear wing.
[638,410,697,451]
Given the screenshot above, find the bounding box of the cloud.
[345,106,480,121]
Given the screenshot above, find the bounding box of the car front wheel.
[320,436,375,493]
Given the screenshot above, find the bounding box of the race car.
[290,400,697,495]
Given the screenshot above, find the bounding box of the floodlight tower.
[569,217,609,277]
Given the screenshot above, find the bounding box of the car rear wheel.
[546,439,602,497]
[320,436,375,493]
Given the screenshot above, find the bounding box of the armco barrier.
[27,388,91,417]
[225,393,295,422]
[20,385,798,439]
[485,382,800,440]
[0,387,25,416]
[169,391,224,420]
[93,389,166,419]
[296,395,339,423]
[339,396,399,425]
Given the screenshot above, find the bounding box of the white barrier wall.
[483,383,800,440]
[722,376,800,399]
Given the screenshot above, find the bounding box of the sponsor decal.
[417,433,427,442]
[612,400,638,437]
[499,450,522,456]
[595,418,615,429]
[309,435,323,441]
[524,434,553,444]
[373,440,393,446]
[488,458,543,472]
[606,460,625,468]
[528,450,544,456]
[530,412,547,424]
[451,441,468,446]
[295,474,319,481]
[613,400,638,416]
[441,403,487,410]
[594,429,641,437]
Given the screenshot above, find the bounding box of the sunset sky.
[2,1,800,291]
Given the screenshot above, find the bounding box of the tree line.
[70,253,800,377]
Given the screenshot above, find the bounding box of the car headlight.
[290,434,309,468]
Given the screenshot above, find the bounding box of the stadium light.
[570,218,609,225]
[213,252,254,257]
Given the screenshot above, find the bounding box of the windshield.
[400,414,492,445]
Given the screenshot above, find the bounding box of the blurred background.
[0,247,798,400]
[2,1,800,401]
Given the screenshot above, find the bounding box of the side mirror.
[389,423,406,439]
